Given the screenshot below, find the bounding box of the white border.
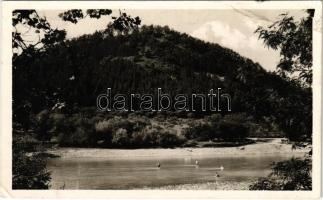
[0,1,322,199]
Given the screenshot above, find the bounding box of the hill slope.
[13,25,311,141]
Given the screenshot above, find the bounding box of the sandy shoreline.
[47,138,309,159]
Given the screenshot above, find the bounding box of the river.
[47,153,296,189]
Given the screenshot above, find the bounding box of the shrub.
[223,113,250,123]
[131,125,184,148]
[95,120,113,133]
[112,128,130,146]
[79,107,97,115]
[207,113,222,125]
[90,114,105,124]
[94,116,135,145]
[57,115,95,147]
[131,127,158,147]
[128,115,151,132]
[49,113,65,126]
[218,120,248,141]
[12,142,51,189]
[99,116,135,133]
[249,158,312,190]
[35,110,51,141]
[94,120,114,146]
[63,127,89,146]
[166,116,180,125]
[184,124,217,141]
[157,131,185,147]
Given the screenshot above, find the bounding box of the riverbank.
[47,138,309,159]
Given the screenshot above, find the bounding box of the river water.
[47,153,295,189]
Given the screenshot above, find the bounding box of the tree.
[250,10,313,190]
[13,9,141,56]
[255,9,314,86]
[12,10,66,55]
[12,9,141,189]
[58,9,141,36]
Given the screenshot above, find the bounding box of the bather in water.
[195,160,199,168]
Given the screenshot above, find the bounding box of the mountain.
[13,25,311,140]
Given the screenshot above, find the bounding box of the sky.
[39,9,307,72]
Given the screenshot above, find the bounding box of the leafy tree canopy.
[256,9,314,87]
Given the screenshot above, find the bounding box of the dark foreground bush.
[12,142,51,189]
[249,157,312,190]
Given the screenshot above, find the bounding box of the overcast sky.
[39,9,307,72]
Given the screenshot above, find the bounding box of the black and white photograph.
[0,0,322,198]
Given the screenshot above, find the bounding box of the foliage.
[112,128,130,146]
[254,10,313,141]
[58,9,112,23]
[157,131,185,147]
[12,10,66,54]
[249,157,312,190]
[207,113,222,125]
[255,9,314,86]
[217,120,248,141]
[131,127,159,147]
[45,113,183,148]
[184,113,249,142]
[184,123,216,141]
[12,141,51,189]
[59,9,141,36]
[59,115,95,147]
[250,9,313,190]
[95,120,113,133]
[132,128,158,148]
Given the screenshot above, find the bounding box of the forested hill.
[13,25,311,139]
